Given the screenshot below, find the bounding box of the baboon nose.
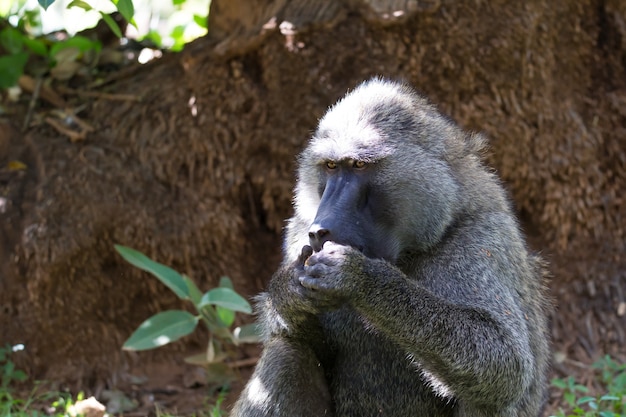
[308,225,331,252]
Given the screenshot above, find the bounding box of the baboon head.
[288,79,472,262]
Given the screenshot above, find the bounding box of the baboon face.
[307,156,398,261]
[296,80,460,262]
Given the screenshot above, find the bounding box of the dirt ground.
[1,0,625,415]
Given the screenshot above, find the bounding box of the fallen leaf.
[7,160,27,171]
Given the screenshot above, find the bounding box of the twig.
[57,86,141,102]
[18,74,67,108]
[22,77,43,132]
[86,61,145,89]
[45,117,87,142]
[48,108,95,135]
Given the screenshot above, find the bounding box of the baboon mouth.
[311,240,364,253]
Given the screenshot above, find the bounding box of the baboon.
[232,79,550,417]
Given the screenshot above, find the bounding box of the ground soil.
[1,0,625,415]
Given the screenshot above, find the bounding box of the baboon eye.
[325,161,337,170]
[353,160,367,169]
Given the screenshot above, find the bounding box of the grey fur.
[231,79,550,417]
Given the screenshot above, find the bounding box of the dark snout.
[308,224,332,252]
[308,173,365,252]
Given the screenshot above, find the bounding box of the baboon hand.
[271,245,321,316]
[286,245,316,305]
[296,245,314,271]
[299,242,363,309]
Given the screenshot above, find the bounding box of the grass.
[1,343,230,417]
[550,355,626,417]
[3,343,625,417]
[0,344,85,417]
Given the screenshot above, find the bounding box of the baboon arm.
[355,258,533,409]
[257,253,322,340]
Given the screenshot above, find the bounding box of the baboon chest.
[320,309,455,417]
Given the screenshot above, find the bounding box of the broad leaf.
[50,36,101,57]
[114,245,189,299]
[234,323,262,344]
[0,53,28,89]
[599,395,620,401]
[123,310,198,351]
[114,0,136,28]
[193,14,207,29]
[216,306,235,327]
[22,37,48,56]
[38,0,56,10]
[0,27,24,54]
[67,0,92,11]
[100,12,123,38]
[199,304,220,326]
[199,288,252,314]
[183,274,203,306]
[219,276,233,289]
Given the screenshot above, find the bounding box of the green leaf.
[219,276,234,289]
[11,369,27,382]
[0,27,25,54]
[234,323,262,344]
[216,306,235,327]
[20,9,43,31]
[573,384,588,393]
[114,245,189,299]
[123,310,198,351]
[172,0,186,5]
[142,30,162,47]
[183,275,203,306]
[577,397,595,405]
[50,35,101,57]
[199,304,221,328]
[199,288,252,314]
[0,53,28,89]
[169,25,186,51]
[67,0,93,11]
[170,25,185,39]
[22,37,48,56]
[100,12,123,38]
[599,395,620,401]
[38,0,56,10]
[114,0,135,27]
[193,14,207,29]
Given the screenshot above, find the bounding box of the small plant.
[115,245,259,369]
[0,344,28,415]
[551,355,626,417]
[0,344,83,417]
[50,391,85,416]
[209,389,228,417]
[0,0,134,89]
[40,0,136,38]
